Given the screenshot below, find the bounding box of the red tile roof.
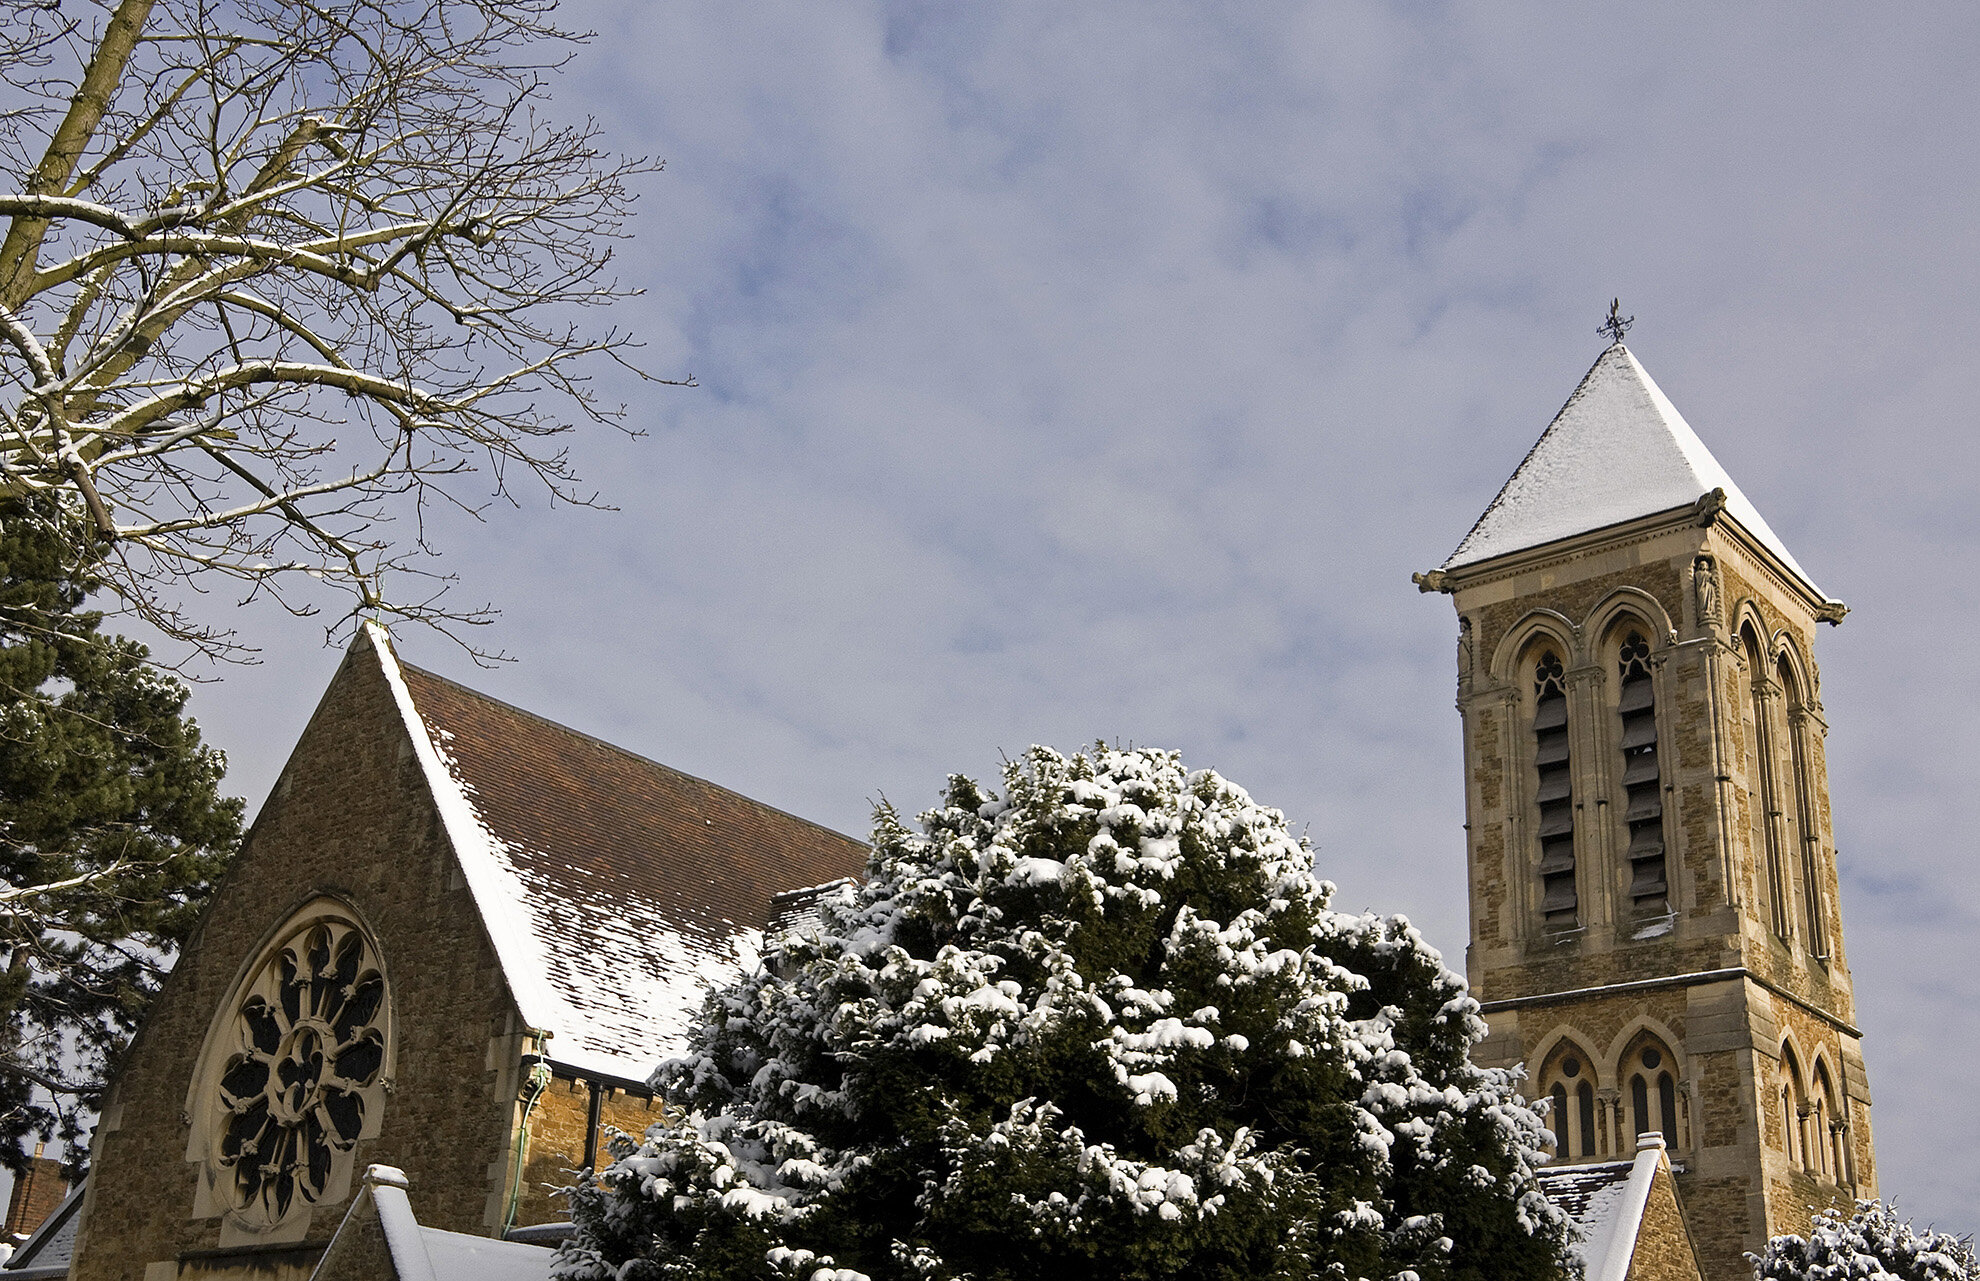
[373,631,867,1082]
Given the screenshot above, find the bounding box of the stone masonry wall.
[70,639,523,1281]
[511,1077,663,1228]
[1628,1160,1705,1281]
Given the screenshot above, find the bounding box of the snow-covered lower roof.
[324,1165,554,1281]
[1536,1136,1674,1281]
[364,625,870,1084]
[1442,343,1825,599]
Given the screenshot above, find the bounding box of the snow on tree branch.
[0,0,685,658]
[558,745,1572,1281]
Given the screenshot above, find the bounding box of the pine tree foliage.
[0,496,240,1170]
[558,745,1570,1281]
[1754,1202,1976,1281]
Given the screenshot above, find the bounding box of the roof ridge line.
[395,658,866,851]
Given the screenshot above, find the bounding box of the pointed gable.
[1443,344,1824,598]
[1537,1137,1704,1281]
[363,624,868,1082]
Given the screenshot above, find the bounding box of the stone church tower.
[1415,340,1876,1280]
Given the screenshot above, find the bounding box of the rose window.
[214,918,386,1220]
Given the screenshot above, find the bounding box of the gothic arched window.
[1616,630,1670,921]
[1780,1044,1809,1169]
[1626,1039,1680,1149]
[1532,649,1577,929]
[1539,1043,1600,1162]
[187,899,393,1239]
[1780,654,1829,958]
[1744,626,1795,942]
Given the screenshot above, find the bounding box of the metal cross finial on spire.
[1599,298,1634,346]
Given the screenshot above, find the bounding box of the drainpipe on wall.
[502,1031,554,1235]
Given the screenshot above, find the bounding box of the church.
[19,337,1874,1281]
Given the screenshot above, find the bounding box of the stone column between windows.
[1567,661,1611,934]
[1690,632,1742,910]
[1597,1088,1622,1158]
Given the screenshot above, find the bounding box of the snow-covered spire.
[1439,343,1827,601]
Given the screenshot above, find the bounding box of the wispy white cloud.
[183,0,1980,1224]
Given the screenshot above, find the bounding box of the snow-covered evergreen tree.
[557,745,1570,1281]
[1753,1202,1975,1281]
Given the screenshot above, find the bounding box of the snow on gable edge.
[362,625,777,1084]
[1536,1140,1671,1281]
[362,624,593,1071]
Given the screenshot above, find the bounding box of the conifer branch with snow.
[557,745,1572,1281]
[1753,1201,1975,1281]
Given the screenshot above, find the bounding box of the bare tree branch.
[0,0,688,659]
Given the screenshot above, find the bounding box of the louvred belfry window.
[1617,631,1670,918]
[1533,650,1577,928]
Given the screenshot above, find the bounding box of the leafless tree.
[0,0,677,657]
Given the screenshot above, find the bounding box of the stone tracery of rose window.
[214,917,386,1221]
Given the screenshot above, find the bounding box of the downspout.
[502,1048,553,1236]
[582,1078,604,1172]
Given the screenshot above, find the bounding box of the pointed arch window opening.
[1541,1050,1601,1162]
[1627,1043,1680,1150]
[1782,659,1831,959]
[1617,631,1672,923]
[1780,1046,1814,1172]
[1745,631,1796,943]
[1533,649,1578,930]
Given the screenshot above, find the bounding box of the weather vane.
[1599,298,1634,345]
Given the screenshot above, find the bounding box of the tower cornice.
[1417,496,1845,627]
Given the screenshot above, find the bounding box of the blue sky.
[178,2,1979,1224]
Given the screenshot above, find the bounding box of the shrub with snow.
[1753,1201,1975,1281]
[556,745,1571,1281]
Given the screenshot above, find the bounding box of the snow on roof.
[1535,1136,1672,1281]
[1442,343,1825,598]
[767,878,856,941]
[364,624,870,1084]
[338,1165,554,1281]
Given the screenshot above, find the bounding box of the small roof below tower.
[1440,343,1825,599]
